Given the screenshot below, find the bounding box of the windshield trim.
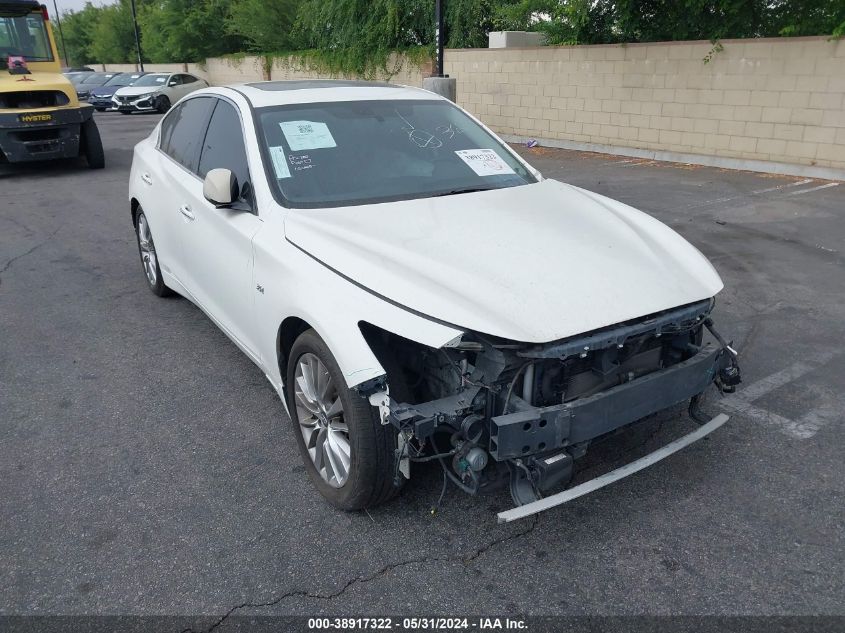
[251,98,537,210]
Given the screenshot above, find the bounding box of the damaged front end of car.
[355,298,741,522]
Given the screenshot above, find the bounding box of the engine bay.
[357,298,741,507]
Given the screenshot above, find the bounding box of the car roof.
[230,80,442,108]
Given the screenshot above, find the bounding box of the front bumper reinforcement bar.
[496,412,729,523]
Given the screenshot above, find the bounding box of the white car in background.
[113,72,208,114]
[127,80,741,522]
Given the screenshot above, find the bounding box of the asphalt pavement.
[1,112,843,624]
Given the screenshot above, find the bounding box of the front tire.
[286,329,401,510]
[155,95,171,114]
[135,208,173,297]
[80,118,105,169]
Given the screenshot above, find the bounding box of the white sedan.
[113,72,208,114]
[128,80,741,521]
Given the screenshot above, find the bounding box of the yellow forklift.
[0,0,103,168]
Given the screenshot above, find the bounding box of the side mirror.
[168,80,178,87]
[203,168,238,208]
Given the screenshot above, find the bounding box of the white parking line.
[786,182,840,196]
[719,399,819,439]
[737,361,817,401]
[718,349,840,439]
[752,179,812,194]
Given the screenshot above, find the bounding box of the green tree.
[225,0,303,53]
[62,0,845,68]
[613,0,770,42]
[769,0,845,37]
[87,1,138,63]
[496,0,615,44]
[139,0,245,63]
[497,0,843,44]
[60,3,104,66]
[291,0,519,76]
[445,0,517,48]
[293,0,429,76]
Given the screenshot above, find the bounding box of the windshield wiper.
[433,186,497,197]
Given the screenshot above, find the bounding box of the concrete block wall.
[269,53,428,86]
[101,62,187,73]
[445,36,845,178]
[97,36,844,178]
[105,53,427,88]
[97,63,137,72]
[202,56,265,84]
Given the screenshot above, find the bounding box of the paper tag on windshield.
[268,146,291,179]
[455,149,515,177]
[280,121,337,151]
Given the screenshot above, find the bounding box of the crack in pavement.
[0,226,61,288]
[183,515,540,633]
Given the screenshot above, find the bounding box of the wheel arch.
[130,197,140,228]
[277,316,313,382]
[274,313,394,396]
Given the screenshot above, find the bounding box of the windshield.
[103,73,142,87]
[257,99,536,208]
[0,11,54,67]
[66,73,91,85]
[81,72,116,85]
[132,74,168,87]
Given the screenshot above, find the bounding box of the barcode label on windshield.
[455,149,515,177]
[280,120,337,151]
[268,146,292,179]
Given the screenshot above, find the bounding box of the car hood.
[90,86,120,97]
[284,179,724,343]
[114,86,161,97]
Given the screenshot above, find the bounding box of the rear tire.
[80,118,105,169]
[286,329,401,510]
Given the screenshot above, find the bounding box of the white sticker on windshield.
[280,121,337,151]
[455,149,515,177]
[268,146,291,179]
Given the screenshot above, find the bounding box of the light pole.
[422,0,456,101]
[129,0,144,71]
[51,0,69,67]
[434,0,444,77]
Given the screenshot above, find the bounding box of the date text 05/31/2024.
[307,617,529,630]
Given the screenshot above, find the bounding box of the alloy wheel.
[294,353,351,488]
[137,214,158,286]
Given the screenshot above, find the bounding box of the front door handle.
[141,173,152,185]
[179,205,195,221]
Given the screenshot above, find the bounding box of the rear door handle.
[141,173,152,185]
[179,205,195,221]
